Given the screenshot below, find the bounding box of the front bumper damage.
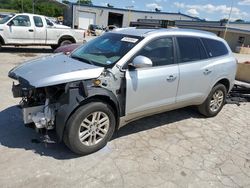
[12,81,57,130]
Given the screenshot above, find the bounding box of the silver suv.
[9,28,237,154]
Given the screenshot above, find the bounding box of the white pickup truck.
[0,13,84,49]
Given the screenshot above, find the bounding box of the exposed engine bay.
[13,82,65,130]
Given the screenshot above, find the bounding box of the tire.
[63,102,116,155]
[51,45,59,50]
[60,39,73,46]
[198,84,227,117]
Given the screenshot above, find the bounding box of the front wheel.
[51,45,59,50]
[64,102,116,155]
[198,84,227,117]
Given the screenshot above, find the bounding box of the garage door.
[78,12,96,29]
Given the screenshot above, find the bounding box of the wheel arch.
[56,88,120,142]
[58,35,76,45]
[0,35,5,45]
[214,78,230,93]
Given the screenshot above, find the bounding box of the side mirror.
[47,22,54,27]
[129,55,153,69]
[7,21,13,26]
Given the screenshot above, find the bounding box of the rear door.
[125,37,179,117]
[4,15,34,44]
[33,16,46,44]
[176,36,214,105]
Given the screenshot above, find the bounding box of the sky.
[68,0,250,21]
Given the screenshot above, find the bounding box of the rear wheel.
[63,102,116,155]
[60,39,73,46]
[198,84,227,117]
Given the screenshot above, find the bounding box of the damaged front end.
[12,80,65,130]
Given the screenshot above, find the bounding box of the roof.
[71,4,202,21]
[176,20,250,35]
[112,27,218,39]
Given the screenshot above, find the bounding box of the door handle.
[203,69,212,75]
[166,75,177,82]
[28,29,34,32]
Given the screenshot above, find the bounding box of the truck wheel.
[198,84,226,117]
[64,102,116,155]
[60,39,72,46]
[51,45,59,50]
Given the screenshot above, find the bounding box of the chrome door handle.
[203,69,212,75]
[166,75,177,81]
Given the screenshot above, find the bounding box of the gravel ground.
[0,47,250,188]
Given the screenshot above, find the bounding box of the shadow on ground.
[0,47,53,54]
[0,105,202,159]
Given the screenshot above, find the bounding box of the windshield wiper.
[71,55,94,65]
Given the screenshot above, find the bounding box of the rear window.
[177,37,207,63]
[201,38,228,58]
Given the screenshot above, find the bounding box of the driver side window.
[136,37,174,67]
[11,15,31,27]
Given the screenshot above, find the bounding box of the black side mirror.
[47,22,53,26]
[128,63,136,71]
[7,21,13,26]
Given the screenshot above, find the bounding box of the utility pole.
[21,0,24,13]
[223,0,234,39]
[126,6,134,26]
[32,0,35,14]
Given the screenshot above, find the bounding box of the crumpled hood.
[8,53,104,88]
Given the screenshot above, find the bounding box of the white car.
[0,13,84,49]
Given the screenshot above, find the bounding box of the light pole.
[126,6,134,26]
[223,0,234,39]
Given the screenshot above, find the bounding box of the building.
[63,4,201,30]
[176,20,250,52]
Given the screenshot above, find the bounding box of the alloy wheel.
[78,111,110,146]
[209,90,224,112]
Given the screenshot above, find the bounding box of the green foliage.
[76,0,92,5]
[0,0,67,17]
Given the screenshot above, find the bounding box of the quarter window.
[177,37,207,63]
[202,38,228,57]
[11,15,31,27]
[136,37,174,66]
[33,16,43,27]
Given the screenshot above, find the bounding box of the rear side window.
[33,16,43,27]
[201,38,228,58]
[177,37,207,63]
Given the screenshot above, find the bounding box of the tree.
[155,8,161,12]
[0,0,65,17]
[235,19,245,23]
[220,18,228,23]
[62,0,70,4]
[76,0,92,5]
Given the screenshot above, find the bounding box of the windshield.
[71,33,142,67]
[0,14,14,24]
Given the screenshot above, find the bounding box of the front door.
[4,15,34,44]
[125,37,179,118]
[33,16,46,44]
